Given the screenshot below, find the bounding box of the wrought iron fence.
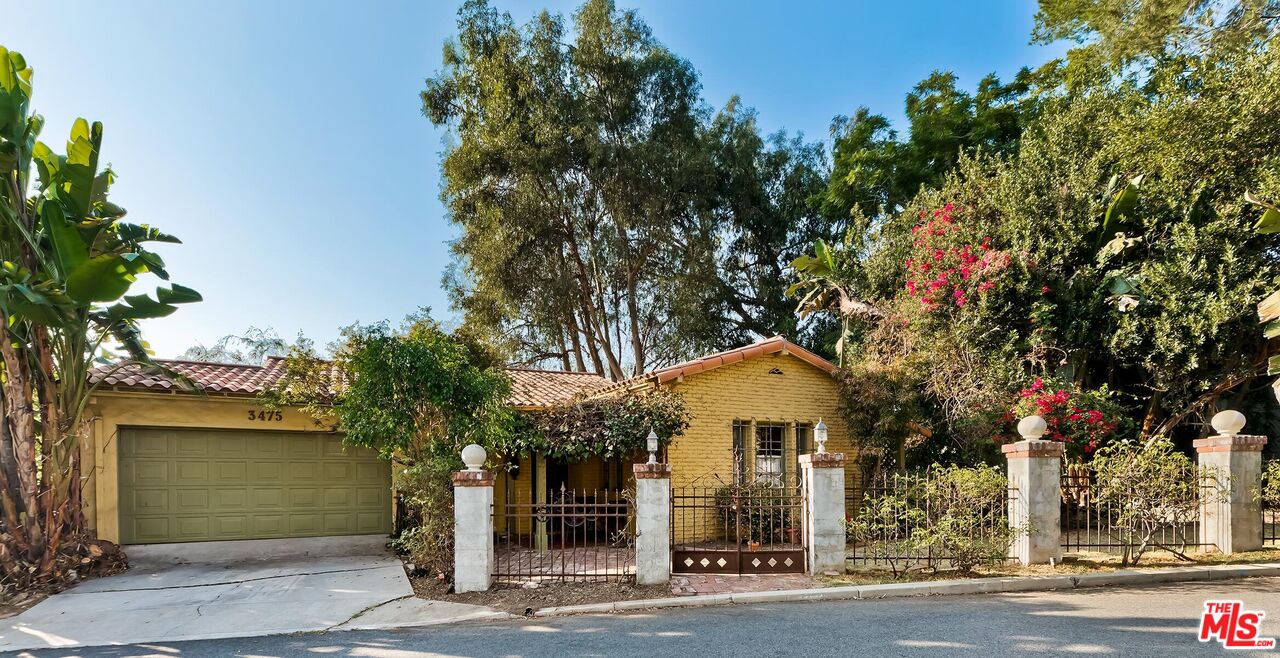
[670,479,805,574]
[493,487,634,583]
[1060,460,1213,555]
[1263,460,1279,546]
[845,469,1015,573]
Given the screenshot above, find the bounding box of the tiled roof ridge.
[590,336,838,397]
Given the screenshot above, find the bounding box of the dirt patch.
[826,547,1280,587]
[407,569,668,615]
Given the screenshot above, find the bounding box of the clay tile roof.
[88,358,612,408]
[591,336,838,398]
[506,368,612,409]
[87,357,289,395]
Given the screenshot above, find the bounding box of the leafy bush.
[389,458,458,576]
[515,389,690,462]
[911,465,1019,573]
[1089,438,1224,565]
[1258,460,1280,509]
[848,465,1019,576]
[846,479,926,578]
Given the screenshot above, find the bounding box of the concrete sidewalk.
[536,561,1280,617]
[0,536,508,653]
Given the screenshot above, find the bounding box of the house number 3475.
[248,409,283,421]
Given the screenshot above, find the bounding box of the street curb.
[532,562,1280,618]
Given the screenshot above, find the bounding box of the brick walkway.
[671,573,819,596]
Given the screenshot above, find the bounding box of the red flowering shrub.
[904,203,1011,311]
[999,378,1125,458]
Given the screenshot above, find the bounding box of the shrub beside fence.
[845,465,1018,577]
[1061,438,1230,565]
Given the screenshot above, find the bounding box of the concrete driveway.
[0,535,505,652]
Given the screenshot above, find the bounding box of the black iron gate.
[493,486,635,583]
[670,481,805,574]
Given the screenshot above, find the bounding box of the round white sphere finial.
[461,444,487,472]
[1017,415,1048,440]
[1211,410,1246,437]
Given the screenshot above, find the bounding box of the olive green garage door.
[118,427,392,544]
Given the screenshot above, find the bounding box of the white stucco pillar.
[1196,411,1267,554]
[633,462,672,585]
[1003,426,1063,565]
[799,452,846,575]
[453,468,494,593]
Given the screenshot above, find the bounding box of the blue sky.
[4,1,1064,358]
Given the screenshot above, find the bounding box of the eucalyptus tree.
[425,0,709,379]
[0,46,199,589]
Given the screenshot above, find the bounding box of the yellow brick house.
[83,336,850,547]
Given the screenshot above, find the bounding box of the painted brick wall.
[665,352,854,488]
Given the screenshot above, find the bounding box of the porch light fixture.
[647,429,659,464]
[461,444,487,472]
[814,419,828,454]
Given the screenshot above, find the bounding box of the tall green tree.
[798,29,1280,465]
[824,69,1043,229]
[682,99,834,353]
[426,0,709,379]
[0,46,199,589]
[1034,0,1280,76]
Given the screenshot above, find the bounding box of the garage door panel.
[211,488,248,509]
[216,435,246,455]
[176,461,209,482]
[357,488,383,506]
[324,488,352,507]
[357,512,385,533]
[119,428,391,544]
[323,463,350,480]
[289,488,321,507]
[127,430,170,456]
[252,514,286,535]
[250,461,284,481]
[321,436,347,457]
[175,489,209,511]
[288,462,318,480]
[132,518,170,542]
[215,462,247,481]
[289,513,322,534]
[288,436,318,456]
[176,435,210,456]
[323,512,356,533]
[249,435,284,458]
[129,489,169,514]
[356,463,383,483]
[174,516,211,539]
[212,515,249,538]
[131,461,170,484]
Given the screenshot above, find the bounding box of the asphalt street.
[12,576,1280,658]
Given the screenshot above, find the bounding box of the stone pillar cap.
[452,470,494,486]
[633,462,672,479]
[798,452,846,468]
[1193,434,1267,453]
[1001,439,1064,458]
